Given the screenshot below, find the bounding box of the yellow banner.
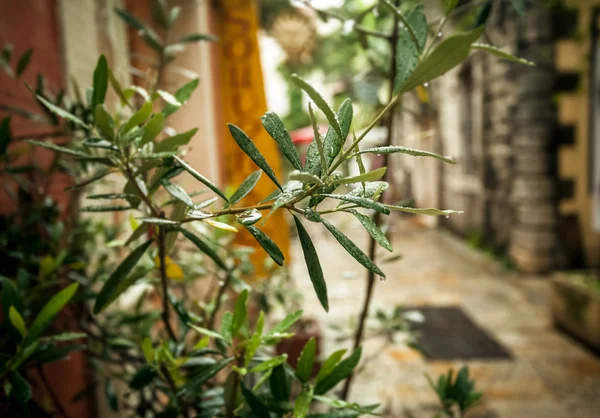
[217,0,290,277]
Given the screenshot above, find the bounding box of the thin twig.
[207,271,233,330]
[158,225,178,342]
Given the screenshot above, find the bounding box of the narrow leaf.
[163,78,199,117]
[94,104,114,141]
[241,383,271,418]
[401,27,484,92]
[269,310,303,335]
[322,219,385,278]
[316,349,347,382]
[291,74,342,141]
[230,170,262,204]
[335,167,386,185]
[141,113,164,145]
[289,170,323,185]
[293,215,328,312]
[93,240,153,313]
[15,48,33,77]
[189,324,226,340]
[348,209,392,252]
[394,4,426,92]
[356,145,456,164]
[250,354,287,373]
[296,337,316,382]
[0,116,12,155]
[157,90,181,107]
[261,111,302,170]
[174,156,229,202]
[472,43,535,66]
[9,306,27,337]
[245,225,284,266]
[236,209,262,226]
[81,205,131,212]
[231,289,248,337]
[294,387,313,418]
[385,205,464,217]
[35,96,88,127]
[314,347,362,395]
[318,193,390,215]
[122,102,153,134]
[162,180,194,208]
[92,55,109,110]
[228,124,282,189]
[179,227,228,270]
[27,283,79,341]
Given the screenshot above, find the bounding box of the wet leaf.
[322,219,385,278]
[154,127,197,153]
[334,167,386,185]
[250,354,287,373]
[174,156,229,202]
[245,225,284,266]
[289,170,323,185]
[228,124,282,189]
[230,170,262,204]
[348,209,392,252]
[204,219,238,233]
[293,215,328,312]
[162,179,194,208]
[472,43,535,66]
[179,227,228,270]
[140,113,164,145]
[356,145,456,164]
[236,208,262,226]
[291,74,342,141]
[163,78,199,117]
[261,111,302,170]
[394,4,426,92]
[318,193,390,214]
[385,205,464,217]
[26,139,89,158]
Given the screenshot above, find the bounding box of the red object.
[290,125,327,145]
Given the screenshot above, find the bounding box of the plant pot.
[551,271,600,350]
[276,317,322,376]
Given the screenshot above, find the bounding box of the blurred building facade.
[395,1,600,274]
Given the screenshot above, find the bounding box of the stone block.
[515,153,554,174]
[509,243,555,273]
[512,177,556,199]
[516,204,557,225]
[512,228,557,251]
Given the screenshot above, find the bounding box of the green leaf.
[189,324,226,341]
[1,277,22,323]
[245,225,284,266]
[129,365,158,390]
[269,310,303,335]
[141,113,164,145]
[293,215,328,312]
[444,0,459,14]
[162,180,194,208]
[385,205,464,217]
[472,43,535,66]
[157,90,181,107]
[317,194,390,215]
[394,4,427,92]
[178,33,218,43]
[163,78,199,117]
[92,55,109,110]
[81,204,132,212]
[261,111,302,170]
[230,170,262,204]
[323,98,353,167]
[335,167,386,185]
[94,104,114,141]
[474,0,493,28]
[316,349,347,382]
[83,137,118,151]
[291,74,342,141]
[9,306,27,337]
[356,145,456,164]
[250,354,288,373]
[227,124,282,189]
[93,240,153,314]
[348,209,392,252]
[36,95,89,128]
[314,347,362,395]
[26,139,89,158]
[185,357,234,393]
[15,48,33,77]
[241,383,271,418]
[231,289,248,337]
[179,227,228,270]
[306,411,361,418]
[289,170,323,185]
[10,371,31,404]
[108,69,129,107]
[27,283,79,341]
[296,337,316,383]
[0,116,12,155]
[511,0,526,16]
[42,332,87,343]
[115,8,163,52]
[138,217,179,225]
[309,102,328,173]
[348,181,388,200]
[322,219,385,278]
[401,27,484,92]
[174,156,229,202]
[294,386,313,418]
[270,364,291,401]
[122,102,153,134]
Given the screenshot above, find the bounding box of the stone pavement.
[289,214,600,418]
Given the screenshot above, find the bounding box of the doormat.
[406,306,512,360]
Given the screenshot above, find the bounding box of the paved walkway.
[290,215,600,418]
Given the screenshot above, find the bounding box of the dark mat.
[406,306,512,360]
